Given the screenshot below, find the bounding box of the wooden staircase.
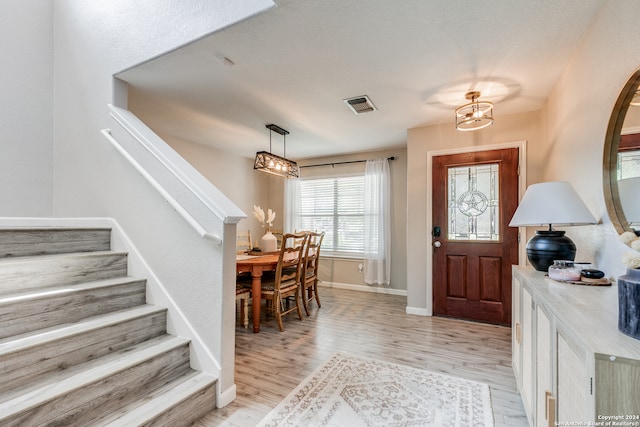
[0,227,216,426]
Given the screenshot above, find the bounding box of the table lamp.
[509,181,597,271]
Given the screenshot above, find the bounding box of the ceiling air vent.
[343,95,377,114]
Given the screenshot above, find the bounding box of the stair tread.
[0,304,165,354]
[96,371,217,426]
[0,226,212,424]
[0,250,127,265]
[0,226,111,230]
[0,335,191,418]
[0,276,146,305]
[0,334,174,404]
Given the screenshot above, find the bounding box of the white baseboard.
[405,306,430,316]
[217,383,236,408]
[319,281,407,296]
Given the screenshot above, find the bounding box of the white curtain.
[284,178,301,233]
[364,158,390,285]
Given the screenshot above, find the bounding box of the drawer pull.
[545,391,556,427]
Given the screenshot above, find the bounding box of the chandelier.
[455,91,494,131]
[254,124,299,178]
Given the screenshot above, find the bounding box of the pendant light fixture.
[254,124,299,178]
[455,91,494,131]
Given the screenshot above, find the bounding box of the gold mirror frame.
[603,68,640,234]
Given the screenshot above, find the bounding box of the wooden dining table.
[236,253,280,333]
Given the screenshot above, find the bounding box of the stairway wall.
[0,0,53,216]
[48,1,274,407]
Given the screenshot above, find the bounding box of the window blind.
[298,176,365,255]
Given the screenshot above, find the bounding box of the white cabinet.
[556,329,587,422]
[535,305,552,427]
[512,266,640,426]
[513,277,534,423]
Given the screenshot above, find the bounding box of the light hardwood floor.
[196,287,528,426]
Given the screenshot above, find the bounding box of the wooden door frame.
[425,140,527,316]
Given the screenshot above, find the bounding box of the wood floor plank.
[196,287,528,426]
[0,252,128,294]
[0,228,111,258]
[0,306,167,398]
[0,278,147,338]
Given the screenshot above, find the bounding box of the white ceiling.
[117,0,606,160]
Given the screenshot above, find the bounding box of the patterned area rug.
[257,352,494,427]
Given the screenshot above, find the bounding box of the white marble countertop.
[513,266,640,360]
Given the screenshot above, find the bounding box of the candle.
[548,260,581,281]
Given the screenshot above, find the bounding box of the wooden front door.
[432,148,519,325]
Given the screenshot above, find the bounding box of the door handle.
[545,391,556,427]
[434,241,442,248]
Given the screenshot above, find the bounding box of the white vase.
[260,231,278,253]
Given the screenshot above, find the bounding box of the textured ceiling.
[118,0,606,160]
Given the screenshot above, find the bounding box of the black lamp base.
[526,230,576,272]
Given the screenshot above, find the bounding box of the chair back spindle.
[301,231,325,315]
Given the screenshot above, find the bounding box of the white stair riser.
[0,280,147,339]
[0,228,111,258]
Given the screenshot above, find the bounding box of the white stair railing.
[103,104,245,243]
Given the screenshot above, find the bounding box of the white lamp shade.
[509,181,597,227]
[618,177,640,225]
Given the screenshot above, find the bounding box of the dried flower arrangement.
[252,205,276,233]
[620,231,640,269]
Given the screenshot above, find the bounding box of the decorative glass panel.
[448,164,500,241]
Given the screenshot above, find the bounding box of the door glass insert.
[447,163,500,241]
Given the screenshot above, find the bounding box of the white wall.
[296,147,408,292]
[542,0,640,278]
[405,0,640,315]
[154,131,274,242]
[0,1,53,216]
[52,0,274,406]
[406,111,542,312]
[135,124,409,292]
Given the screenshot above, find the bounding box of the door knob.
[434,241,442,248]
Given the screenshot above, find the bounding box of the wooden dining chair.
[270,229,283,249]
[235,287,250,328]
[240,232,308,332]
[300,231,325,316]
[236,230,253,254]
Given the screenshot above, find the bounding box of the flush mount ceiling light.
[455,91,494,131]
[254,124,299,178]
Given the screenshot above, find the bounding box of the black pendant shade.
[254,124,299,178]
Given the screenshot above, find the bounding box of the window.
[296,175,365,256]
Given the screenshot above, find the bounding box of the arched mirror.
[604,68,640,235]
